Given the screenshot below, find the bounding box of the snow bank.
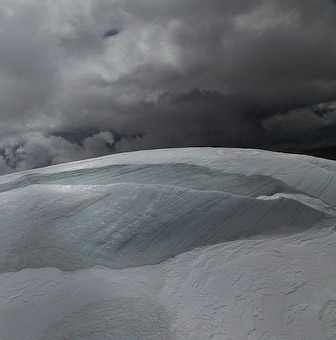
[0,228,335,339]
[0,182,332,272]
[0,148,335,339]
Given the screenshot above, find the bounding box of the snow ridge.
[0,148,335,340]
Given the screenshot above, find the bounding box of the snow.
[0,266,172,340]
[0,147,335,339]
[160,227,336,340]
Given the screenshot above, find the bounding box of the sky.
[1,0,336,174]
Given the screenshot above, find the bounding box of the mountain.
[0,148,335,339]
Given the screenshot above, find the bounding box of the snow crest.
[0,148,335,339]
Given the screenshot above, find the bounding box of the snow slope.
[0,148,335,339]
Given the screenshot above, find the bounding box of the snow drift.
[0,148,335,339]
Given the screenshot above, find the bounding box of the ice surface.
[1,147,336,205]
[0,148,335,339]
[0,183,332,272]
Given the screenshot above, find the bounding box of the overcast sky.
[1,0,336,173]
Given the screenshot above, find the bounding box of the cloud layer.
[1,0,336,173]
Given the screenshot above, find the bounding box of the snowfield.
[0,148,335,339]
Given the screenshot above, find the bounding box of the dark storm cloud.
[104,29,119,38]
[1,0,336,173]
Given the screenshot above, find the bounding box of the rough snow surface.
[160,227,336,340]
[0,148,335,339]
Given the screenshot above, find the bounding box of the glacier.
[0,147,335,339]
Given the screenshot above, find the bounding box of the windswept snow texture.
[0,148,335,339]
